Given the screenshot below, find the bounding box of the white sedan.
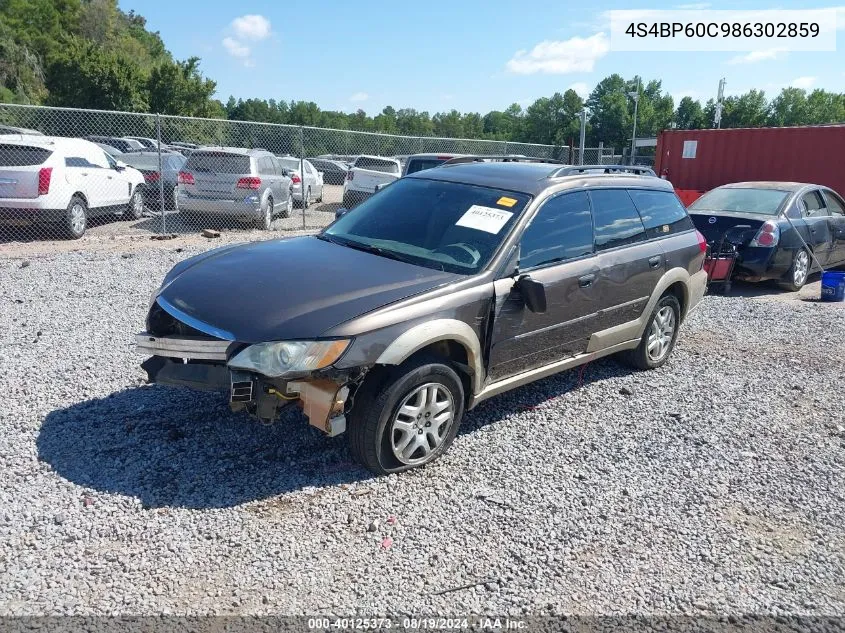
[277,156,324,207]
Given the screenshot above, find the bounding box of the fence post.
[598,142,604,165]
[299,126,306,229]
[156,113,166,234]
[503,141,508,156]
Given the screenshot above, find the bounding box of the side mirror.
[281,169,290,177]
[114,160,127,171]
[335,207,349,220]
[515,274,547,313]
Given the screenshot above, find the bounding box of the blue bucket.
[821,271,845,302]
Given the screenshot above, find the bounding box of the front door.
[488,191,599,381]
[799,190,835,267]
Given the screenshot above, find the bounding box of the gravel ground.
[1,244,844,619]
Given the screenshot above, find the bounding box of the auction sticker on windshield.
[456,205,514,234]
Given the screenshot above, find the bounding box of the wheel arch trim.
[374,319,484,395]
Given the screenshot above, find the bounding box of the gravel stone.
[0,245,843,617]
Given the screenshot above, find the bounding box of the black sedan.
[689,182,845,291]
[308,158,349,185]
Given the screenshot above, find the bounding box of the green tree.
[148,57,220,117]
[767,88,807,126]
[674,96,705,129]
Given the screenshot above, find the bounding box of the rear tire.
[347,356,465,475]
[126,188,144,220]
[257,196,273,230]
[621,294,681,370]
[280,192,292,219]
[64,196,87,239]
[779,248,810,292]
[303,187,311,209]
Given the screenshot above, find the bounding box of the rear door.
[182,152,251,198]
[822,189,845,265]
[488,191,598,381]
[587,189,665,332]
[0,144,53,199]
[798,190,834,267]
[256,157,276,203]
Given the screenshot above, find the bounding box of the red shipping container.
[654,125,845,199]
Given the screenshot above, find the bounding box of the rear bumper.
[733,247,791,282]
[177,192,262,217]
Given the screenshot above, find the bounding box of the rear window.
[354,157,400,174]
[405,158,449,175]
[0,145,52,166]
[689,188,788,215]
[184,152,250,174]
[628,190,693,238]
[120,154,160,170]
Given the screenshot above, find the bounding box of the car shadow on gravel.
[36,385,372,510]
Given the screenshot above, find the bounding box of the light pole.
[628,79,640,165]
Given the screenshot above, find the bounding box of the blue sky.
[119,1,844,114]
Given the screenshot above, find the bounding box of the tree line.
[2,0,844,152]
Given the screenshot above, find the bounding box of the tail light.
[290,174,301,185]
[346,171,354,181]
[144,171,160,183]
[695,229,707,254]
[236,176,261,190]
[37,167,52,196]
[749,221,780,248]
[178,171,194,185]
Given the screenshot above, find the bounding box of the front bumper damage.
[136,332,360,436]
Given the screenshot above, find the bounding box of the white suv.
[0,135,145,239]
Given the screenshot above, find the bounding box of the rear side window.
[0,145,52,166]
[628,190,693,238]
[520,192,593,270]
[354,157,400,173]
[185,152,250,174]
[257,157,275,175]
[589,189,647,251]
[405,158,448,175]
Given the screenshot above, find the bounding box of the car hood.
[154,236,461,342]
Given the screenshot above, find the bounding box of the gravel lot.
[1,242,844,619]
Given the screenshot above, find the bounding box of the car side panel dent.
[375,319,485,395]
[585,267,705,353]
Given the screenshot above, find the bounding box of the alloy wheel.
[390,383,454,466]
[646,305,676,363]
[793,250,809,287]
[70,203,86,235]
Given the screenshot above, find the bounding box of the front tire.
[622,294,681,370]
[780,248,810,291]
[347,356,465,475]
[64,196,87,239]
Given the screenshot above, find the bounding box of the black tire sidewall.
[353,360,465,474]
[633,294,681,370]
[128,189,143,219]
[65,196,87,239]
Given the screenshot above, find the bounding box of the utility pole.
[715,77,726,129]
[628,78,641,165]
[578,109,587,165]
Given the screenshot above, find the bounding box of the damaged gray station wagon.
[137,158,708,474]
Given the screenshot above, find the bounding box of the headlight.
[228,340,351,377]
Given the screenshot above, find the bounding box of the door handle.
[578,273,596,288]
[648,255,662,268]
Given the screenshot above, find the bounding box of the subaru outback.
[137,159,708,474]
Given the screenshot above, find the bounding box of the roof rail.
[440,155,567,166]
[551,164,656,177]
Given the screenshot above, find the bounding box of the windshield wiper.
[320,235,425,267]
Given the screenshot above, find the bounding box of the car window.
[405,158,450,175]
[824,191,845,216]
[519,192,593,270]
[354,157,400,173]
[271,158,284,175]
[184,152,250,174]
[0,145,52,166]
[325,178,530,274]
[103,152,118,169]
[257,157,274,175]
[628,189,694,238]
[279,157,300,171]
[121,154,160,170]
[168,155,186,170]
[802,191,829,217]
[65,156,100,168]
[589,189,647,251]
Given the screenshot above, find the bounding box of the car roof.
[406,161,672,196]
[0,134,101,152]
[406,153,467,159]
[716,181,818,192]
[191,146,268,156]
[355,154,400,163]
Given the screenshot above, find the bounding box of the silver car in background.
[277,156,324,207]
[177,148,293,230]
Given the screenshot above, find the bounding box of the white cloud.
[727,49,787,65]
[836,6,845,30]
[792,76,817,89]
[567,82,590,99]
[231,14,272,41]
[349,92,369,102]
[222,37,250,59]
[506,33,610,75]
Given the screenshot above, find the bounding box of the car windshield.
[323,177,530,274]
[689,188,789,215]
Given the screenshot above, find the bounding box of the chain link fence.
[0,104,620,246]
